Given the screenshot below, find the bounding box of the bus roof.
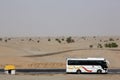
[67,58,105,61]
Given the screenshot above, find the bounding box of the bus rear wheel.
[97,70,102,74]
[76,70,81,74]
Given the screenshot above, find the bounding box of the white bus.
[66,58,108,74]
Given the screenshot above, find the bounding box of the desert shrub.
[116,38,119,41]
[104,42,118,48]
[97,43,103,48]
[0,38,2,41]
[5,39,7,42]
[61,38,64,41]
[93,36,96,38]
[58,40,61,43]
[104,40,108,42]
[105,43,110,48]
[100,40,102,42]
[111,43,118,47]
[55,38,61,43]
[48,38,51,41]
[81,37,86,40]
[66,37,75,43]
[37,40,40,43]
[89,45,93,48]
[109,38,114,41]
[29,38,32,41]
[21,39,24,41]
[8,38,11,40]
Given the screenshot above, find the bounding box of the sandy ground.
[0,36,120,79]
[0,36,120,69]
[0,74,120,80]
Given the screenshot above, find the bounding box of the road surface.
[0,69,120,74]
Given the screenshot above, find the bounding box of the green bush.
[104,42,118,48]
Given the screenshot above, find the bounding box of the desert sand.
[0,36,120,69]
[0,36,120,79]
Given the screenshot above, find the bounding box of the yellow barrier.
[4,65,15,70]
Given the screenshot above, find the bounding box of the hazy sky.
[0,0,120,37]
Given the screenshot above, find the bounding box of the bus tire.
[76,70,81,74]
[97,69,102,74]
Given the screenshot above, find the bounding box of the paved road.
[108,69,120,74]
[0,69,120,74]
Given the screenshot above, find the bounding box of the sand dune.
[0,36,120,69]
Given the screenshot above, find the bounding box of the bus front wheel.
[97,69,102,74]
